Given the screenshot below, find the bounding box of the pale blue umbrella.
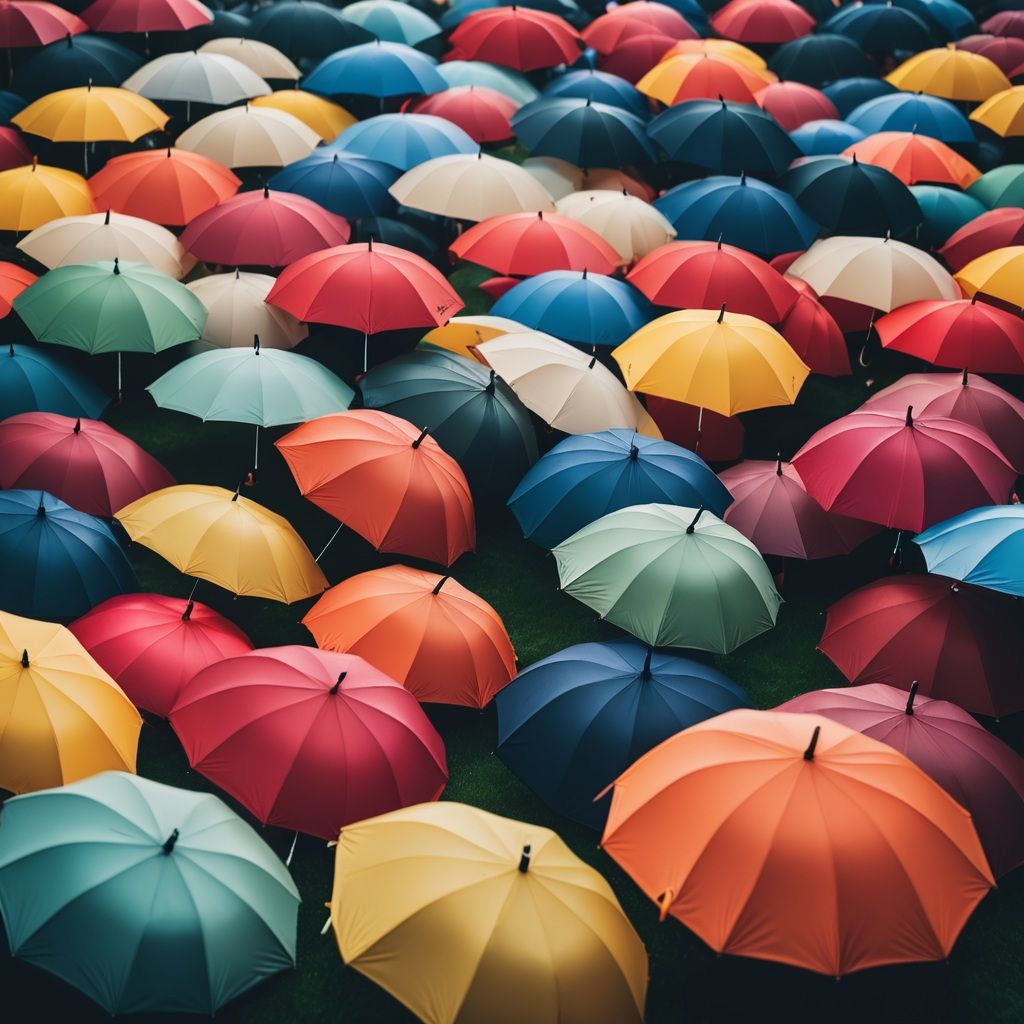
[437,59,539,105]
[341,0,442,45]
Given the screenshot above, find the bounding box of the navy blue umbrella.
[0,490,138,622]
[906,0,975,38]
[13,36,143,100]
[496,639,751,829]
[821,76,895,117]
[822,3,935,53]
[911,185,988,246]
[767,33,879,88]
[305,40,446,99]
[541,69,649,119]
[170,9,253,47]
[0,345,109,421]
[0,91,24,124]
[847,92,975,144]
[268,150,399,218]
[331,112,476,169]
[491,270,653,348]
[508,428,731,549]
[250,1,373,62]
[790,118,867,156]
[350,215,442,260]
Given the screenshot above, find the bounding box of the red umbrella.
[773,250,874,331]
[939,208,1024,272]
[719,457,877,559]
[597,33,676,84]
[711,0,815,44]
[0,412,175,518]
[584,3,698,52]
[644,395,745,462]
[81,0,212,33]
[411,86,518,144]
[70,593,253,718]
[450,210,620,275]
[179,187,349,268]
[957,34,1024,77]
[756,81,838,131]
[584,166,657,200]
[0,126,30,171]
[627,240,798,321]
[981,10,1024,38]
[876,298,1024,375]
[817,574,1023,717]
[0,260,35,317]
[778,277,851,376]
[0,1,86,47]
[447,8,583,72]
[865,371,1024,471]
[779,681,1024,877]
[477,275,519,300]
[169,646,448,840]
[793,406,1017,532]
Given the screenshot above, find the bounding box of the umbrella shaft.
[315,523,344,563]
[254,424,260,471]
[363,332,368,373]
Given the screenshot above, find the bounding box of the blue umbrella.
[846,92,974,144]
[790,118,867,156]
[305,40,446,99]
[496,639,751,829]
[911,185,987,246]
[491,271,653,348]
[351,215,442,259]
[767,33,879,88]
[877,0,976,40]
[340,0,442,45]
[13,36,143,100]
[499,0,588,28]
[436,59,539,105]
[541,69,649,119]
[822,3,935,52]
[331,112,476,170]
[249,1,373,62]
[0,490,138,622]
[654,174,819,257]
[0,91,25,124]
[0,344,109,420]
[440,0,496,29]
[647,0,708,32]
[268,150,399,218]
[821,76,895,117]
[508,429,731,549]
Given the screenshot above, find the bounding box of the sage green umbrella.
[0,771,299,1016]
[553,503,782,652]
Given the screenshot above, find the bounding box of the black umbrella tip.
[20,649,28,668]
[685,506,705,534]
[717,303,726,324]
[73,417,81,434]
[641,647,652,680]
[518,844,531,872]
[36,500,46,518]
[66,31,73,45]
[905,404,913,427]
[432,575,449,595]
[7,344,13,357]
[588,354,597,369]
[411,425,429,449]
[182,599,194,621]
[803,725,821,761]
[253,334,261,353]
[166,147,172,158]
[112,258,120,275]
[905,681,919,715]
[484,368,496,395]
[961,367,969,386]
[103,208,111,225]
[629,443,639,461]
[330,671,347,695]
[263,185,270,198]
[162,828,180,854]
[775,453,783,476]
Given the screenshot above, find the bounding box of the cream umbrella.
[200,38,301,81]
[18,210,195,280]
[251,90,355,141]
[389,153,555,221]
[477,331,661,436]
[555,190,675,264]
[176,105,319,169]
[522,156,584,199]
[423,314,531,360]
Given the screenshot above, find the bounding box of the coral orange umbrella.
[0,1,86,47]
[842,131,981,188]
[0,261,35,317]
[448,8,583,72]
[600,708,994,976]
[711,0,815,45]
[638,52,770,105]
[276,410,475,567]
[303,565,515,708]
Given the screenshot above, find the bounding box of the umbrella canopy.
[0,343,108,420]
[251,90,354,142]
[847,91,974,143]
[200,37,301,81]
[754,80,837,131]
[0,124,29,170]
[553,503,781,652]
[13,35,142,100]
[304,565,516,708]
[822,75,896,115]
[305,40,445,98]
[176,105,319,169]
[422,314,531,359]
[775,277,851,376]
[249,0,372,62]
[0,161,93,231]
[768,33,878,87]
[81,0,211,33]
[661,37,766,70]
[276,410,476,567]
[0,260,34,316]
[497,639,750,828]
[957,33,1024,75]
[329,802,647,1024]
[334,112,476,171]
[449,7,583,71]
[824,2,935,53]
[789,118,867,156]
[438,58,539,104]
[584,3,697,52]
[888,46,1009,100]
[0,611,139,793]
[711,0,814,42]
[0,772,298,1015]
[971,85,1024,137]
[342,0,441,45]
[0,1,86,47]
[70,593,252,718]
[509,428,730,549]
[412,85,518,145]
[638,52,772,106]
[601,708,993,976]
[170,646,448,839]
[911,184,987,246]
[955,245,1024,306]
[187,271,307,350]
[123,51,269,108]
[115,484,327,604]
[843,131,981,189]
[599,32,678,84]
[541,69,649,119]
[13,86,167,144]
[268,149,399,219]
[555,189,676,263]
[967,164,1024,207]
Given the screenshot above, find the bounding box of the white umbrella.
[199,37,301,81]
[176,105,318,168]
[555,190,675,264]
[187,270,307,350]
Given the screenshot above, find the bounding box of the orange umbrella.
[0,261,35,317]
[601,708,993,977]
[637,52,772,105]
[842,132,981,189]
[303,564,515,708]
[276,410,475,568]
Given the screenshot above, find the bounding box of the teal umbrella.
[553,503,782,652]
[437,59,539,105]
[967,164,1024,209]
[341,0,442,45]
[0,771,299,1016]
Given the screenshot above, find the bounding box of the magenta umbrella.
[778,682,1024,878]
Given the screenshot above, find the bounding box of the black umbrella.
[250,1,374,62]
[768,34,879,88]
[822,75,897,117]
[13,35,143,100]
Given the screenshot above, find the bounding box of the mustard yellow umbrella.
[422,314,531,360]
[886,47,1011,102]
[115,484,327,604]
[0,160,93,231]
[251,90,356,142]
[612,306,810,416]
[329,802,648,1024]
[970,86,1024,138]
[13,85,168,143]
[0,610,140,795]
[955,246,1024,306]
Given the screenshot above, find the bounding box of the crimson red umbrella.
[773,249,874,331]
[0,260,35,317]
[779,277,851,376]
[411,86,518,144]
[957,35,1024,77]
[719,457,877,559]
[876,298,1024,375]
[0,412,175,518]
[711,0,815,44]
[644,395,745,462]
[793,406,1017,532]
[627,240,798,321]
[477,275,519,300]
[169,646,448,840]
[779,681,1024,877]
[597,33,676,84]
[982,10,1024,38]
[0,126,30,171]
[447,8,583,72]
[756,81,838,131]
[817,574,1024,717]
[179,187,350,269]
[450,210,620,275]
[70,593,253,718]
[583,3,698,52]
[81,0,212,33]
[0,1,86,46]
[939,208,1024,272]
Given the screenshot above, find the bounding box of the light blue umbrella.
[0,343,109,419]
[340,0,442,45]
[268,149,400,217]
[846,92,974,144]
[821,76,895,117]
[789,118,866,157]
[440,0,497,29]
[437,60,539,105]
[332,112,476,170]
[541,69,649,119]
[911,185,987,246]
[305,40,446,99]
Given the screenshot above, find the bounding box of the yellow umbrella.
[0,160,93,231]
[659,37,770,71]
[13,85,168,143]
[176,105,320,169]
[954,245,1024,306]
[329,802,648,1024]
[251,90,355,142]
[115,484,327,604]
[555,190,675,264]
[199,37,301,81]
[887,47,1010,102]
[970,86,1024,137]
[613,307,809,416]
[0,610,140,795]
[423,315,530,360]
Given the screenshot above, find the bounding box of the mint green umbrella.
[0,771,299,1016]
[553,503,782,653]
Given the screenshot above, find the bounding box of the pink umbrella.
[81,0,212,33]
[0,126,30,171]
[779,277,851,376]
[755,81,837,131]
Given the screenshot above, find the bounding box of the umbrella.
[411,85,518,145]
[823,2,935,53]
[422,314,531,359]
[958,34,1024,76]
[438,58,539,104]
[0,612,139,793]
[342,0,441,45]
[305,41,445,99]
[599,33,678,84]
[0,260,33,316]
[13,35,143,100]
[276,410,476,567]
[0,343,108,420]
[251,90,355,142]
[638,52,772,106]
[333,112,476,171]
[0,160,93,231]
[819,573,1021,717]
[0,772,298,1015]
[584,3,697,52]
[613,307,810,416]
[88,148,239,227]
[329,803,647,1024]
[70,593,252,718]
[0,1,85,48]
[644,395,745,461]
[115,484,327,603]
[268,150,399,219]
[888,46,1009,100]
[358,346,538,499]
[81,0,212,33]
[847,91,974,143]
[983,10,1024,36]
[789,118,867,156]
[200,37,301,81]
[754,81,837,131]
[939,208,1024,270]
[955,245,1024,306]
[767,33,878,87]
[555,189,676,263]
[0,489,138,621]
[524,155,585,198]
[490,270,652,347]
[778,277,852,375]
[968,165,1024,207]
[303,565,516,707]
[176,105,319,169]
[0,124,27,169]
[793,406,1016,532]
[843,131,981,189]
[601,708,993,975]
[350,213,440,260]
[497,639,750,828]
[971,84,1024,137]
[249,0,372,62]
[179,9,250,45]
[660,37,766,70]
[449,7,583,72]
[711,0,815,44]
[509,428,730,549]
[122,52,270,115]
[541,69,649,119]
[170,646,448,839]
[822,75,895,116]
[911,184,987,245]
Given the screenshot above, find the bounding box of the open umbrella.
[449,7,583,71]
[81,0,212,33]
[847,91,974,143]
[940,208,1024,268]
[0,124,27,170]
[955,245,1024,306]
[249,0,372,62]
[13,35,142,100]
[412,85,518,145]
[200,37,301,81]
[268,150,399,219]
[584,3,697,52]
[843,131,981,189]
[971,85,1024,137]
[754,81,837,131]
[176,105,319,169]
[599,32,678,84]
[252,90,354,142]
[777,277,851,375]
[957,33,1024,75]
[342,0,441,45]
[555,189,676,263]
[638,52,772,106]
[966,165,1024,207]
[768,33,878,87]
[334,112,476,171]
[0,1,86,48]
[123,51,270,116]
[0,260,33,316]
[187,271,307,351]
[823,75,895,116]
[305,40,445,99]
[824,2,934,53]
[911,184,987,245]
[541,68,649,119]
[0,160,93,231]
[438,58,538,104]
[888,46,1009,100]
[0,343,108,420]
[789,118,867,156]
[422,314,531,359]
